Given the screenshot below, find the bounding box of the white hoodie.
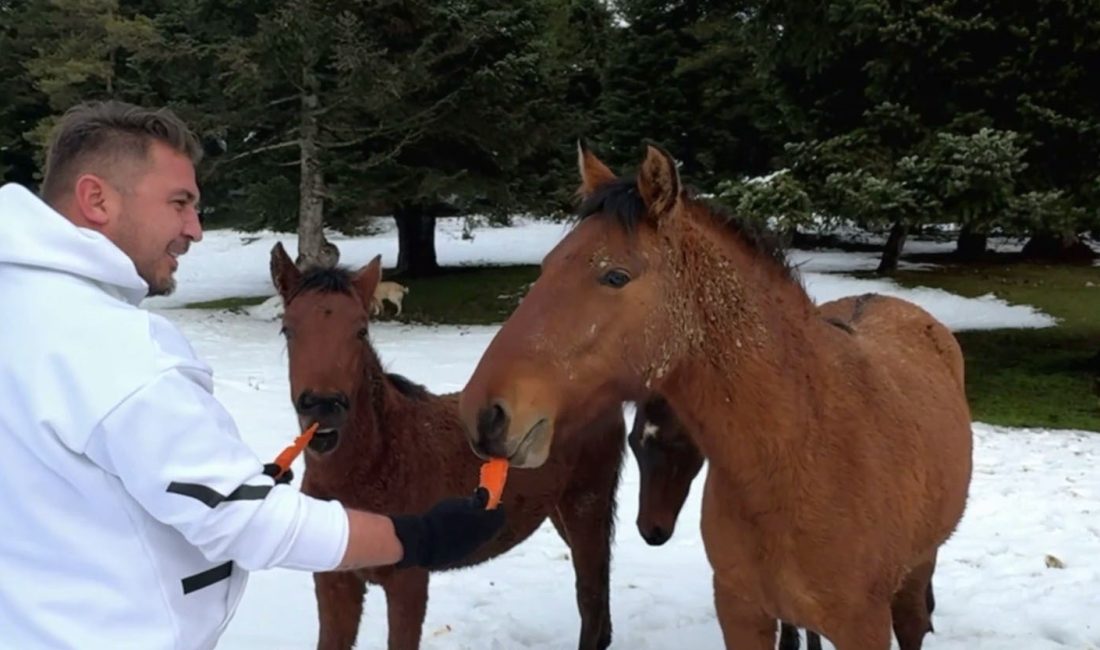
[0,184,349,649]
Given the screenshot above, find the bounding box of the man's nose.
[183,208,203,242]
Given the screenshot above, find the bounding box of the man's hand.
[390,488,507,569]
[262,463,294,485]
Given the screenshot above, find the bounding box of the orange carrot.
[478,458,509,510]
[272,422,319,478]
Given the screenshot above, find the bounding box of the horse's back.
[820,293,965,390]
[818,293,972,549]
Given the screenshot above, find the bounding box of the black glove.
[389,487,506,570]
[262,463,294,485]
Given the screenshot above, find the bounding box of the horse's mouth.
[508,418,551,468]
[308,428,339,453]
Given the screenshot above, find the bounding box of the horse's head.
[270,242,382,455]
[629,396,704,546]
[460,143,692,467]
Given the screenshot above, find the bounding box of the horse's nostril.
[297,391,348,416]
[477,403,509,440]
[297,391,318,412]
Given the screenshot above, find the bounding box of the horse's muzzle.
[308,428,340,453]
[473,402,511,458]
[640,525,672,546]
[296,390,349,454]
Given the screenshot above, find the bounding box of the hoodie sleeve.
[82,367,349,572]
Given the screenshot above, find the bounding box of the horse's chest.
[699,473,763,588]
[699,472,826,623]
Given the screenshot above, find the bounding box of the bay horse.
[629,397,821,650]
[458,144,973,649]
[269,242,625,650]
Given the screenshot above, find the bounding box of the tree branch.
[317,135,370,149]
[223,139,301,164]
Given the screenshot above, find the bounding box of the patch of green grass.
[889,260,1100,431]
[374,265,541,326]
[184,295,270,312]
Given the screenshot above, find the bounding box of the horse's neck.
[670,212,820,384]
[661,215,828,512]
[341,349,401,467]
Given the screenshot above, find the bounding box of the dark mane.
[577,176,794,278]
[386,372,430,401]
[290,266,355,301]
[577,176,647,228]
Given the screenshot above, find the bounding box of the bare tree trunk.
[1021,230,1098,262]
[295,62,338,269]
[956,224,987,260]
[394,209,439,277]
[106,8,115,95]
[877,221,908,275]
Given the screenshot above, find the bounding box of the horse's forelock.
[575,176,646,232]
[288,266,357,302]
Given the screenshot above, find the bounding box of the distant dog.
[371,281,409,316]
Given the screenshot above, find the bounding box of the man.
[0,101,505,649]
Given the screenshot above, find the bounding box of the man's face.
[109,142,202,296]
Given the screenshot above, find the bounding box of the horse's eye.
[279,326,292,339]
[599,269,632,288]
[357,327,368,340]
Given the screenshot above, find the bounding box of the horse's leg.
[806,629,823,650]
[550,503,614,650]
[926,573,936,621]
[551,451,621,650]
[379,569,430,650]
[778,622,801,650]
[891,553,938,650]
[314,570,366,650]
[712,574,777,650]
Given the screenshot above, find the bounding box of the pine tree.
[0,1,49,186]
[19,0,161,149]
[752,0,1100,263]
[329,0,565,276]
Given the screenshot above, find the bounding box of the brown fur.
[270,243,625,650]
[631,396,828,650]
[458,145,972,649]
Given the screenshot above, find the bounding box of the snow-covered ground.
[151,218,1096,648]
[150,218,1056,332]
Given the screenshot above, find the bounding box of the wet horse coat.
[270,243,625,650]
[459,144,972,649]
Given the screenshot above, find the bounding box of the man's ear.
[73,174,117,228]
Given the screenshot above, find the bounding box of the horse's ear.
[354,254,383,311]
[577,140,617,199]
[637,144,681,220]
[270,242,301,300]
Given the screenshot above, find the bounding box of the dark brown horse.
[270,243,625,650]
[629,397,821,650]
[459,144,972,649]
[628,396,703,547]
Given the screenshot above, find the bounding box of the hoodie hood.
[0,183,148,304]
